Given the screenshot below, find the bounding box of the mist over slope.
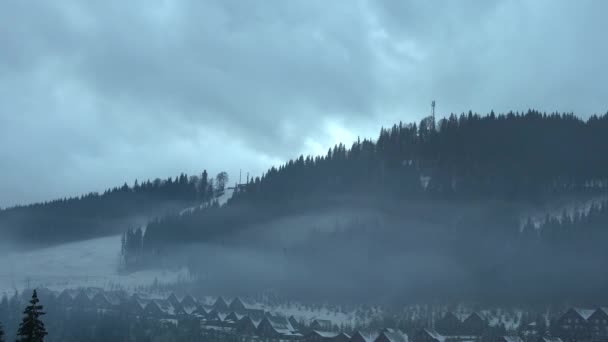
[0,171,223,248]
[0,234,190,294]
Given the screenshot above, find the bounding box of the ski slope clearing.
[0,235,189,294]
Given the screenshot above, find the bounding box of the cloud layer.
[1,0,607,207]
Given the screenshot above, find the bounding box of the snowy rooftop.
[573,308,595,320]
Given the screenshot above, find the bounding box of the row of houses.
[41,289,608,342]
[436,308,608,342]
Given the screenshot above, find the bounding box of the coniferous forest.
[122,110,608,304]
[0,171,218,247]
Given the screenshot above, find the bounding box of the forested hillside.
[121,110,608,304]
[139,110,608,247]
[0,171,223,247]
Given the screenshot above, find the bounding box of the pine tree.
[16,290,47,342]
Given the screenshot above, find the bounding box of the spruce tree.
[15,290,47,342]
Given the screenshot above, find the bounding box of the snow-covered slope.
[0,235,189,294]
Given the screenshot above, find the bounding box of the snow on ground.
[179,188,235,216]
[0,235,190,295]
[520,194,608,229]
[265,302,382,327]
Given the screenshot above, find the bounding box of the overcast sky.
[1,0,607,208]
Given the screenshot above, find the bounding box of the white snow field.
[0,234,190,295]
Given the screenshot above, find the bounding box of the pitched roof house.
[375,329,409,342]
[257,315,302,339]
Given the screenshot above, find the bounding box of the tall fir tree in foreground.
[16,290,47,342]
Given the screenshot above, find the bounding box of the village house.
[56,289,78,308]
[436,312,464,336]
[180,295,199,315]
[374,329,409,342]
[556,308,594,341]
[257,315,302,340]
[167,293,184,313]
[587,308,608,339]
[92,291,124,311]
[235,315,264,336]
[229,297,264,314]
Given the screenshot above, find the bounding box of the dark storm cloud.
[0,0,607,207]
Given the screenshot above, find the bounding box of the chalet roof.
[352,330,379,342]
[205,309,224,321]
[310,330,340,338]
[182,302,199,315]
[168,293,181,305]
[264,315,299,336]
[423,329,445,342]
[239,315,263,328]
[439,311,468,322]
[246,308,266,319]
[378,329,408,342]
[156,299,180,316]
[593,308,608,317]
[145,300,162,315]
[93,291,123,306]
[573,308,595,320]
[230,297,264,310]
[180,295,198,307]
[226,312,246,322]
[213,296,229,310]
[339,333,351,340]
[130,294,149,310]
